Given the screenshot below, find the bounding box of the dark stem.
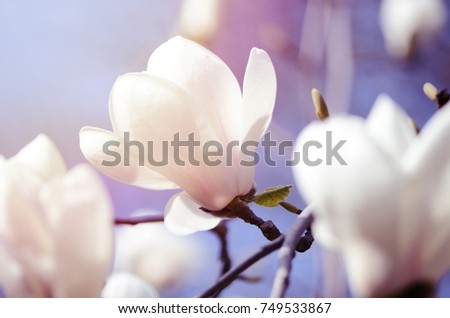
[270,211,314,298]
[196,235,285,298]
[114,214,165,225]
[211,221,232,275]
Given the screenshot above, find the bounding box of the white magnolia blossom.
[80,36,277,235]
[0,135,113,297]
[294,95,450,297]
[379,0,447,59]
[113,218,201,291]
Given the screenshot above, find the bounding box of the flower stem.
[238,206,281,241]
[114,214,165,225]
[270,209,314,298]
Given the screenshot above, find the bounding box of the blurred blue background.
[1,0,450,297]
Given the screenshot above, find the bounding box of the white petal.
[421,159,450,280]
[343,242,396,297]
[400,107,450,271]
[79,126,178,190]
[164,192,221,235]
[101,272,158,298]
[109,72,239,210]
[293,116,404,295]
[39,164,113,297]
[241,48,277,143]
[237,48,276,195]
[294,116,401,246]
[366,94,415,161]
[0,240,34,297]
[146,36,241,144]
[10,134,66,182]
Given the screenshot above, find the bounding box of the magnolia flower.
[0,135,113,297]
[80,36,276,235]
[113,217,201,291]
[293,95,450,297]
[379,0,447,59]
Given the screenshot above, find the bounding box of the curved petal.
[109,72,239,210]
[164,192,221,235]
[39,165,113,297]
[404,103,450,181]
[101,272,159,298]
[398,105,450,276]
[293,116,404,295]
[237,48,276,195]
[10,134,67,182]
[79,126,179,190]
[366,94,416,161]
[146,36,241,144]
[241,48,277,143]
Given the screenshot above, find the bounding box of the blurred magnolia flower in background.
[0,135,113,297]
[177,0,222,44]
[379,0,447,59]
[101,272,159,298]
[80,36,277,235]
[294,95,450,297]
[111,216,202,293]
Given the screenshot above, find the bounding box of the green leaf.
[251,185,292,207]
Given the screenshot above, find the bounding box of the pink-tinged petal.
[164,192,221,235]
[146,36,241,144]
[366,94,415,161]
[101,272,159,298]
[79,126,178,190]
[109,72,239,210]
[39,165,113,297]
[241,48,277,143]
[10,134,66,182]
[0,240,33,297]
[293,116,404,295]
[0,162,53,297]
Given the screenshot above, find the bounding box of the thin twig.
[197,235,285,298]
[211,221,232,275]
[114,214,165,225]
[270,207,314,298]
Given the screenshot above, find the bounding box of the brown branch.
[114,214,165,225]
[196,235,285,298]
[211,221,232,275]
[270,208,314,298]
